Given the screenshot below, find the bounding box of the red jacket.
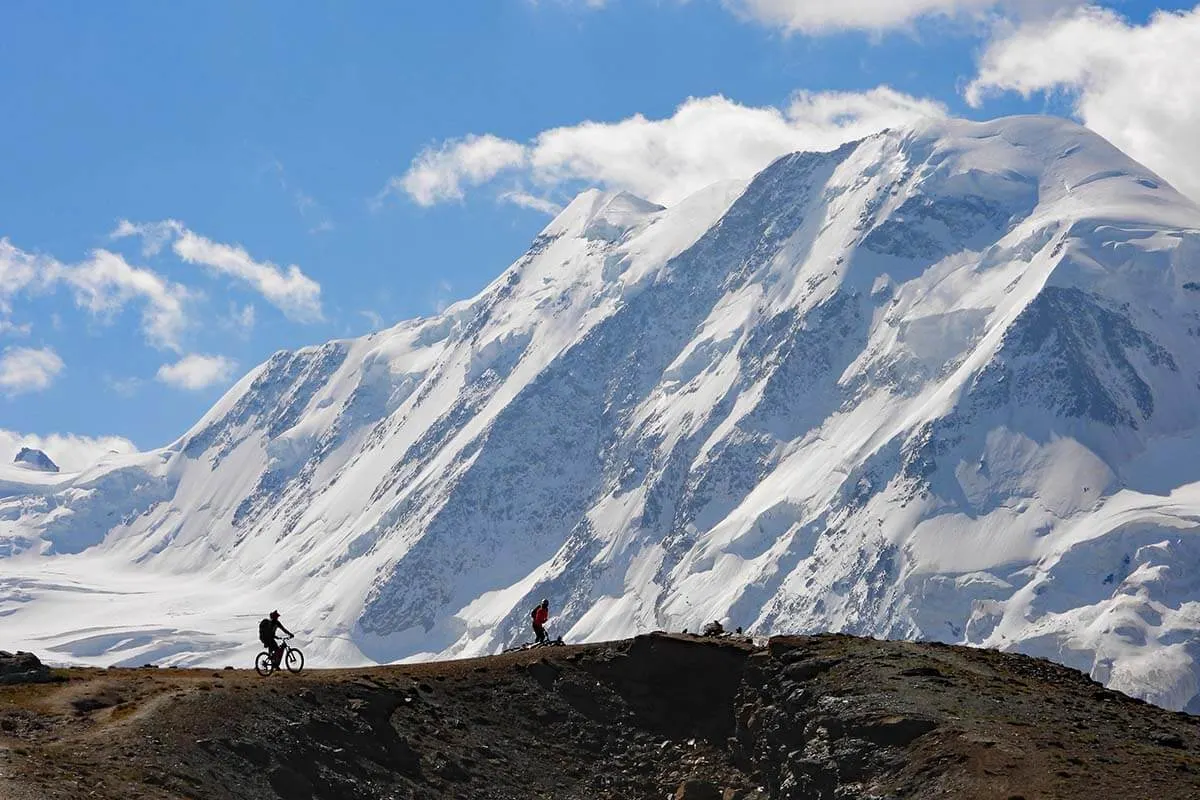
[532,606,549,626]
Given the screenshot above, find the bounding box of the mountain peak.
[4,115,1200,714]
[13,447,58,473]
[541,188,665,242]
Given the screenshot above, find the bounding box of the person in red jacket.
[531,599,550,644]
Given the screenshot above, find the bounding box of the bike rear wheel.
[254,651,273,676]
[285,647,304,674]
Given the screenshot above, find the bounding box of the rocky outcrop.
[12,448,58,473]
[2,634,1199,799]
[0,651,55,685]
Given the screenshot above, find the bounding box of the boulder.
[0,650,55,685]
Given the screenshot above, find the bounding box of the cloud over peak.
[967,5,1200,202]
[400,135,529,206]
[388,87,946,212]
[0,428,137,472]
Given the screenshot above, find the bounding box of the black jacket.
[259,618,292,642]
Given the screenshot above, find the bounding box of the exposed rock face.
[12,448,58,473]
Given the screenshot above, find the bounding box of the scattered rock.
[899,666,944,678]
[527,659,561,689]
[1154,732,1187,750]
[783,657,841,682]
[71,694,121,713]
[846,715,938,747]
[226,738,272,767]
[676,778,723,799]
[433,754,469,781]
[267,765,313,799]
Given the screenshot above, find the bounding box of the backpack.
[259,618,273,640]
[530,607,538,621]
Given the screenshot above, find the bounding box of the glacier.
[3,115,1200,711]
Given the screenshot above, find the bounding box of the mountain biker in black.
[258,610,293,668]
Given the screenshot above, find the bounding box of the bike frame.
[255,636,304,676]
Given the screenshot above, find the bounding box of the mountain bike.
[503,636,565,653]
[255,635,305,676]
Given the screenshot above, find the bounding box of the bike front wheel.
[254,651,274,676]
[285,647,304,674]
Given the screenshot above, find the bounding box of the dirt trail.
[1,634,1198,799]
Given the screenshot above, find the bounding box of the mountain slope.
[3,115,1200,711]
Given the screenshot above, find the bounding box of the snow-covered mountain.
[3,116,1200,710]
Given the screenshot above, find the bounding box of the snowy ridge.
[3,116,1200,710]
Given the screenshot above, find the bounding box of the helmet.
[540,598,549,607]
[269,610,280,619]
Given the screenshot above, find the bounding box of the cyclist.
[258,610,293,668]
[531,599,550,644]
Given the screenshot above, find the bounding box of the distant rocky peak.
[13,447,59,473]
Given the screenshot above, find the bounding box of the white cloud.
[1,238,190,351]
[499,190,565,216]
[726,0,996,32]
[155,354,238,391]
[360,309,385,331]
[225,303,256,337]
[110,219,179,257]
[0,346,64,395]
[556,0,1083,34]
[0,428,137,472]
[114,221,324,322]
[0,238,44,314]
[263,159,336,234]
[104,374,144,398]
[394,135,529,206]
[390,88,946,209]
[173,230,322,322]
[967,5,1200,202]
[726,0,1087,33]
[65,249,191,351]
[432,280,455,314]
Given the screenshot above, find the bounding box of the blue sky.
[2,0,1198,456]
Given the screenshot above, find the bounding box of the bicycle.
[503,636,566,653]
[255,635,305,676]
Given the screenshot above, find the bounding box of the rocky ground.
[0,634,1198,799]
